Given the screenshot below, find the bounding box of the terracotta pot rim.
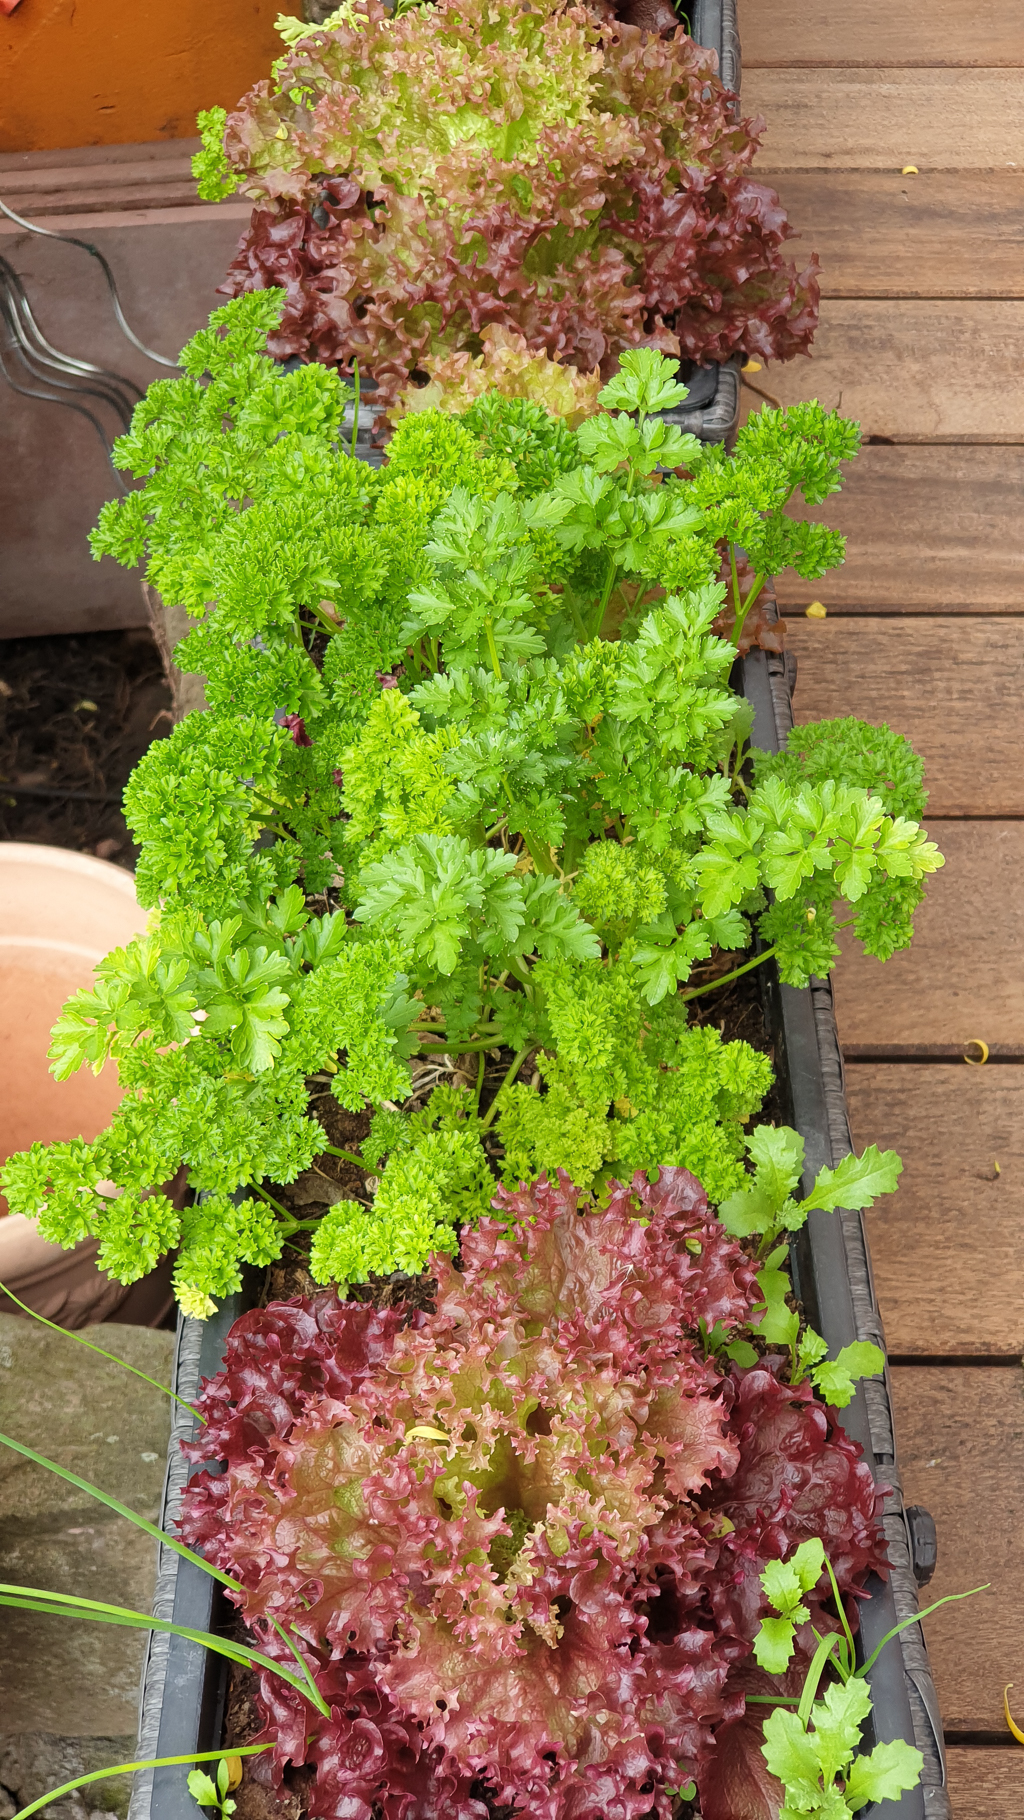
[0,840,139,897]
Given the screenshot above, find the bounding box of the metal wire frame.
[0,195,177,368]
[0,191,179,475]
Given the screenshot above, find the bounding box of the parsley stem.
[416,1035,500,1055]
[484,617,502,680]
[321,1144,366,1170]
[730,551,766,649]
[305,600,343,639]
[252,1182,293,1221]
[729,541,742,622]
[680,944,777,1002]
[481,1047,530,1131]
[590,554,618,640]
[567,596,589,641]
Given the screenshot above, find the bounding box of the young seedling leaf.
[844,1738,924,1810]
[748,1124,805,1206]
[753,1614,800,1674]
[750,1246,800,1347]
[187,1773,221,1809]
[717,1181,778,1239]
[810,1341,884,1410]
[803,1145,902,1213]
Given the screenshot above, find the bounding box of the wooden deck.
[743,2,1024,1811]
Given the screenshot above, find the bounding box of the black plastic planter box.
[128,638,950,1820]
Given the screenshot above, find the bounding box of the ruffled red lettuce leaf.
[209,0,818,405]
[179,1169,884,1820]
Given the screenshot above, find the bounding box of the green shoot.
[0,1276,204,1424]
[188,1756,238,1818]
[0,1432,327,1714]
[0,1582,328,1713]
[11,1745,273,1820]
[0,1431,238,1589]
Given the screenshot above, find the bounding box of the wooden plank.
[744,70,1024,172]
[742,0,1024,68]
[745,301,1024,442]
[945,1750,1024,1817]
[769,172,1024,300]
[784,618,1024,817]
[770,446,1024,614]
[845,1066,1024,1356]
[890,1366,1024,1735]
[829,823,1024,1049]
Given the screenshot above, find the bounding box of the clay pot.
[0,843,173,1327]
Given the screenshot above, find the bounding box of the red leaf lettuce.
[205,0,819,414]
[180,1167,885,1819]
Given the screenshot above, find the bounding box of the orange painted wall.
[0,0,303,153]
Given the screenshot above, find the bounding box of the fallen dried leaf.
[805,601,827,619]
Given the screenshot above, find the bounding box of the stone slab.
[0,1317,175,1744]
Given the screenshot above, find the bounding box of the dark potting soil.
[0,627,171,864]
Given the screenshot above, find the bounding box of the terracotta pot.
[0,843,173,1327]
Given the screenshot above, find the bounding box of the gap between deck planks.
[845,1066,1024,1355]
[740,0,1024,67]
[742,301,1024,440]
[770,446,1024,613]
[890,1366,1024,1736]
[784,617,1024,816]
[742,69,1024,171]
[768,172,1024,299]
[827,823,1024,1049]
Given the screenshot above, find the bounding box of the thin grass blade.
[858,1584,990,1679]
[11,1743,272,1820]
[0,1277,205,1424]
[798,1631,840,1728]
[0,1430,239,1589]
[0,1582,328,1712]
[0,1431,322,1706]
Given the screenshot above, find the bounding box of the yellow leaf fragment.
[742,359,763,373]
[225,1757,244,1791]
[405,1425,450,1443]
[805,601,827,619]
[1005,1685,1024,1744]
[901,165,919,175]
[964,1038,989,1066]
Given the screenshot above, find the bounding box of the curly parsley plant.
[1,294,942,1313]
